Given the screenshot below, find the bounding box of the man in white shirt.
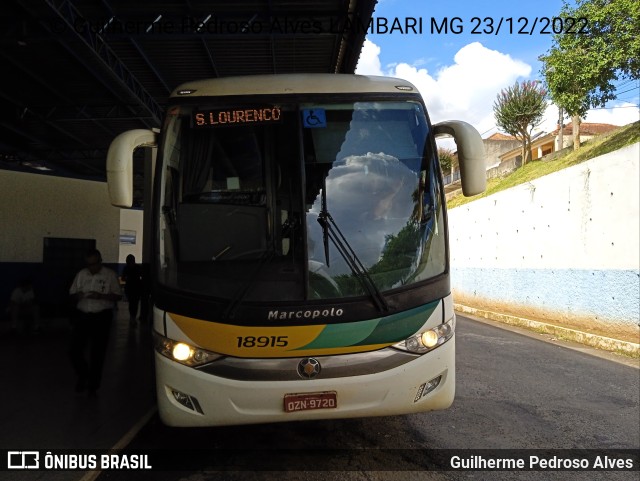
[68,249,121,395]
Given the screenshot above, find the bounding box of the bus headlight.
[154,332,222,367]
[172,343,192,361]
[393,318,455,354]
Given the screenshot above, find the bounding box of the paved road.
[95,315,639,481]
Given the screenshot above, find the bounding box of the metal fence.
[442,171,461,186]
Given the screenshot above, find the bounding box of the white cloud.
[584,103,640,126]
[357,40,531,136]
[537,103,563,135]
[356,40,383,76]
[356,40,639,141]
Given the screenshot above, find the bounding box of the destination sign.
[194,107,282,127]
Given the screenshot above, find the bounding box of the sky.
[354,0,640,140]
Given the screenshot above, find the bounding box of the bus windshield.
[156,99,446,304]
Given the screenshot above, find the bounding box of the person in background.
[121,254,142,327]
[68,249,121,396]
[9,279,40,334]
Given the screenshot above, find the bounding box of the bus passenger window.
[183,127,264,199]
[214,128,263,191]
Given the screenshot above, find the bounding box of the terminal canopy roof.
[0,0,376,205]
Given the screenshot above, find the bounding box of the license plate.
[284,391,337,413]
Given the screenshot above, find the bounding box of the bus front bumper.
[155,336,455,427]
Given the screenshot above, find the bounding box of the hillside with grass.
[447,121,640,209]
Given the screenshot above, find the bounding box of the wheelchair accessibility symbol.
[302,108,327,128]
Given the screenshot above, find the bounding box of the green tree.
[542,0,640,149]
[493,80,548,166]
[542,43,593,150]
[437,147,455,175]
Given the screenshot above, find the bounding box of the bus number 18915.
[236,336,289,348]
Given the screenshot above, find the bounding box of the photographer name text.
[451,455,636,470]
[56,15,590,36]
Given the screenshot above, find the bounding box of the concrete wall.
[483,139,521,170]
[0,170,121,262]
[0,170,122,313]
[449,143,640,333]
[486,157,520,180]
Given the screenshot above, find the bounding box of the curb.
[454,304,640,359]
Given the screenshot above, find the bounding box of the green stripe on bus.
[294,300,440,350]
[355,300,439,345]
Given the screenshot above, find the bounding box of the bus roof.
[170,74,418,98]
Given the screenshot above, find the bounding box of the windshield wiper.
[222,250,274,321]
[320,177,331,267]
[316,183,388,313]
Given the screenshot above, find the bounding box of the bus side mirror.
[106,129,158,207]
[433,121,486,197]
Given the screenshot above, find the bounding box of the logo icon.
[297,358,321,379]
[7,451,39,469]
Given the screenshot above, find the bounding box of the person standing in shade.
[68,249,121,395]
[121,254,142,327]
[9,278,40,334]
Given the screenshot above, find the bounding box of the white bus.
[107,74,485,426]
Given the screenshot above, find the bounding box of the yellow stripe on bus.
[169,312,341,358]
